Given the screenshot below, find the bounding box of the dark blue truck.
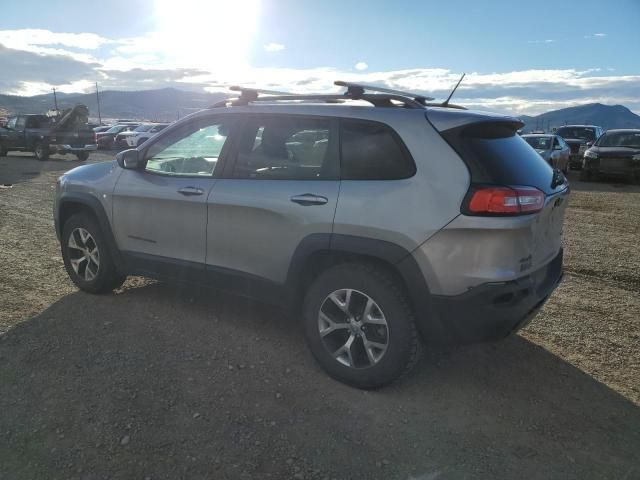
[0,105,97,161]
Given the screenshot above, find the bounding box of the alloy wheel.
[318,289,389,369]
[67,227,100,281]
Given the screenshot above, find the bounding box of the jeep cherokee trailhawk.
[54,83,569,388]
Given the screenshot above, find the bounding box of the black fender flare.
[285,233,435,336]
[57,192,125,271]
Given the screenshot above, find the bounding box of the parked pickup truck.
[0,105,97,161]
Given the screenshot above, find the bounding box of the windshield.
[133,124,153,132]
[106,125,125,134]
[555,127,596,141]
[598,132,640,148]
[523,136,552,150]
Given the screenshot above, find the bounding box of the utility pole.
[95,82,102,125]
[52,88,58,110]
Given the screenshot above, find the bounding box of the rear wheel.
[34,141,49,161]
[61,213,126,293]
[76,152,89,162]
[303,263,421,389]
[0,143,7,157]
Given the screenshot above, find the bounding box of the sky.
[1,0,639,115]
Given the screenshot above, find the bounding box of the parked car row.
[522,124,639,183]
[95,122,170,150]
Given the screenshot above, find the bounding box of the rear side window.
[340,119,415,180]
[232,116,338,180]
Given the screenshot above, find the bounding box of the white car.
[123,123,170,148]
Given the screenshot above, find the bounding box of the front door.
[112,115,237,282]
[206,114,340,286]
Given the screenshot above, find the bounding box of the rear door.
[112,115,237,281]
[205,114,340,286]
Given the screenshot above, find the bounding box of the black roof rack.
[210,81,466,110]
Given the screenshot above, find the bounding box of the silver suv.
[54,83,569,388]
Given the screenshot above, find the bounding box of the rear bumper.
[428,249,563,343]
[49,144,97,153]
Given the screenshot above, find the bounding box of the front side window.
[15,116,26,129]
[340,119,415,180]
[144,118,234,176]
[232,116,337,180]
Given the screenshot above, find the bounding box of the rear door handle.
[178,186,205,196]
[290,193,329,206]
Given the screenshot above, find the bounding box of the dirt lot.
[1,151,639,480]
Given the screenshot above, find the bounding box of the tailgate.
[55,129,95,146]
[530,188,569,270]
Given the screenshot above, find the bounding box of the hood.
[63,159,117,181]
[595,146,640,159]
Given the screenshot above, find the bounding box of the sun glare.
[153,0,260,74]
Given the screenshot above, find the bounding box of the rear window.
[555,127,596,141]
[442,122,560,194]
[340,119,415,180]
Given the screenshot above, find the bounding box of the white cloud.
[0,29,109,53]
[0,28,639,115]
[594,33,607,37]
[264,42,285,52]
[527,39,555,44]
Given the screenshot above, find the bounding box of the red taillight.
[466,186,544,215]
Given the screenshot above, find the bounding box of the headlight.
[584,150,598,160]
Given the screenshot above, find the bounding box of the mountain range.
[1,88,640,131]
[0,88,227,122]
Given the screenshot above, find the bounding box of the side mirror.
[116,149,141,169]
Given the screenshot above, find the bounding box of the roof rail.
[334,80,434,104]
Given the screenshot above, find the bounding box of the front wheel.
[76,152,89,162]
[34,141,49,161]
[303,263,422,389]
[61,213,126,293]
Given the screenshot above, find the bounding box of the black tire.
[303,263,421,389]
[0,143,7,157]
[76,152,90,162]
[61,213,126,293]
[34,141,49,161]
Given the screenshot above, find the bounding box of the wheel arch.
[286,234,435,338]
[57,193,124,271]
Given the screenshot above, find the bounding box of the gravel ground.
[1,151,639,480]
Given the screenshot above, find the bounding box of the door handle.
[290,193,329,206]
[178,186,205,196]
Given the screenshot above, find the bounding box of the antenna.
[442,73,465,107]
[95,82,102,125]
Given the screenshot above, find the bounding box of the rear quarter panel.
[333,110,470,253]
